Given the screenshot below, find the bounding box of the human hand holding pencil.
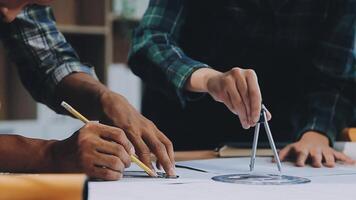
[60,101,158,179]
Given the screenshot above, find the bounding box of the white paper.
[177,157,356,178]
[88,157,356,200]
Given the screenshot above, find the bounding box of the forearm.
[0,135,56,173]
[295,86,354,144]
[55,72,111,120]
[185,68,221,92]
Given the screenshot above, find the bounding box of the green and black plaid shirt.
[0,5,96,112]
[129,0,356,143]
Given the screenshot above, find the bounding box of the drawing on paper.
[124,171,179,179]
[212,174,310,185]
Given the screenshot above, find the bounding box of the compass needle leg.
[250,123,260,172]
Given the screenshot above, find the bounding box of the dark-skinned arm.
[0,122,135,181]
[56,73,176,176]
[0,135,54,173]
[0,5,175,176]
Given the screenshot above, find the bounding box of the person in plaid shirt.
[0,0,175,179]
[129,0,356,167]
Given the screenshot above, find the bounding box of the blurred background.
[0,0,149,140]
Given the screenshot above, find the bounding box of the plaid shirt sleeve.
[128,0,209,105]
[295,0,356,144]
[0,5,97,112]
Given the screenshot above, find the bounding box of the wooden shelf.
[0,0,112,120]
[57,25,109,35]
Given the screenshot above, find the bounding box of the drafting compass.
[212,109,312,185]
[249,104,282,173]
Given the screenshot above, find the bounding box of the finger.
[322,150,335,168]
[220,91,234,109]
[1,7,20,23]
[226,89,249,129]
[265,108,272,121]
[156,162,162,170]
[96,140,131,168]
[245,69,262,124]
[129,136,155,171]
[309,149,322,168]
[334,151,355,164]
[157,130,175,167]
[278,144,292,161]
[94,153,125,172]
[233,70,251,125]
[296,150,309,167]
[98,124,134,155]
[89,165,122,181]
[142,133,175,176]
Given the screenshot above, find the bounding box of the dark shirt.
[129,0,356,150]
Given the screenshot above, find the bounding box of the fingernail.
[168,167,176,176]
[243,123,250,129]
[130,147,135,155]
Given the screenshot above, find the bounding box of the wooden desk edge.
[174,150,218,161]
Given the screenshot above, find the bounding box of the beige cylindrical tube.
[0,174,87,200]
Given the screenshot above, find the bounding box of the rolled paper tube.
[0,174,87,200]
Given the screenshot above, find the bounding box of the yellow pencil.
[61,101,157,177]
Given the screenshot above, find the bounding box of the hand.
[99,91,176,176]
[50,122,135,181]
[0,0,52,23]
[0,0,27,23]
[279,131,355,167]
[186,68,271,129]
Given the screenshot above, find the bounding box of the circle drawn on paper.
[212,174,310,185]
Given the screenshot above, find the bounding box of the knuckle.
[165,140,173,149]
[100,169,111,179]
[83,122,97,130]
[214,93,225,102]
[151,141,165,152]
[117,145,126,154]
[121,122,136,133]
[142,123,155,133]
[146,120,156,128]
[137,148,151,156]
[122,155,131,168]
[231,68,242,77]
[114,130,126,142]
[114,128,125,136]
[111,157,120,167]
[113,144,122,154]
[222,76,233,85]
[244,69,256,76]
[77,137,93,151]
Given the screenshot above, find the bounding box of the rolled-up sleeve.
[0,5,97,112]
[295,0,356,144]
[128,0,209,106]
